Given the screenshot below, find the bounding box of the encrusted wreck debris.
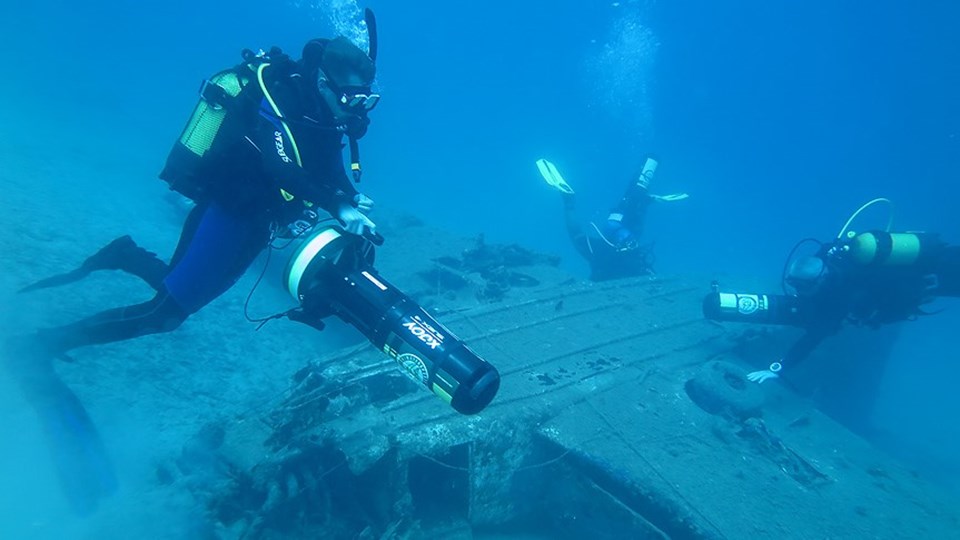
[164,216,960,539]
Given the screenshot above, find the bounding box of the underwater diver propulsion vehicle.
[702,289,804,326]
[281,227,501,415]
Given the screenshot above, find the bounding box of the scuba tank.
[834,230,942,267]
[159,49,288,202]
[159,68,251,202]
[702,290,804,326]
[826,197,941,267]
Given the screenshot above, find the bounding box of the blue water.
[1,0,959,537]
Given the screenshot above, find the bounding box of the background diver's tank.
[282,227,500,415]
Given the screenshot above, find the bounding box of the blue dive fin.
[17,362,118,515]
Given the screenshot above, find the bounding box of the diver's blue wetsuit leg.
[167,201,212,271]
[162,202,271,314]
[32,202,270,352]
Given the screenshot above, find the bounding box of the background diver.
[4,25,383,514]
[703,199,960,384]
[537,156,688,281]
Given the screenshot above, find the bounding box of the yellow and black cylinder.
[159,69,252,201]
[846,231,938,266]
[178,70,247,158]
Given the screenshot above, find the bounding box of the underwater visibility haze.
[1,0,958,537]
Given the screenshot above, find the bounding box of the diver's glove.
[746,361,782,384]
[354,193,375,213]
[337,202,377,236]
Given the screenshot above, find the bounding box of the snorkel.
[306,8,380,181]
[364,7,377,62]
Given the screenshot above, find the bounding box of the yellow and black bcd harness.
[250,48,367,191]
[161,46,364,204]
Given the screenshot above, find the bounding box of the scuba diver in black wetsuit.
[537,156,689,281]
[4,24,384,514]
[703,199,960,384]
[15,36,381,361]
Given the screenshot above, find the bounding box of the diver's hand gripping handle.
[365,230,385,246]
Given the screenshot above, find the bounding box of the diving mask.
[317,67,379,112]
[340,92,380,113]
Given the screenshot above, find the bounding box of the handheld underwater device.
[283,227,500,415]
[702,290,803,326]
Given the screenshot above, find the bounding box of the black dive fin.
[19,235,165,294]
[19,269,91,293]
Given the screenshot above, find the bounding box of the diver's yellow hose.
[257,63,302,167]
